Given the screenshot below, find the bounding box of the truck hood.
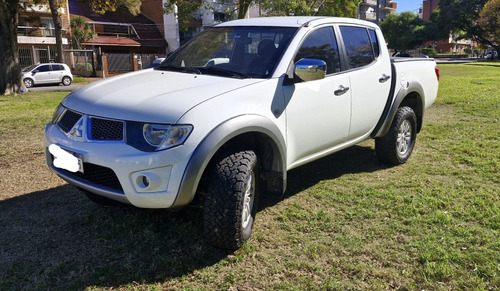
[62,69,264,124]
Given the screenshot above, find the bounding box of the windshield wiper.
[197,67,248,79]
[156,65,202,75]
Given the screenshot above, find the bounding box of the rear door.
[338,26,392,139]
[50,64,65,82]
[284,25,351,168]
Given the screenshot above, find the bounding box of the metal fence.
[64,49,97,76]
[18,46,56,68]
[107,53,133,73]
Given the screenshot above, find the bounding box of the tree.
[381,12,427,55]
[260,0,361,18]
[0,0,141,95]
[70,16,96,49]
[1,0,22,95]
[47,0,66,63]
[163,0,203,32]
[479,0,500,56]
[435,0,499,54]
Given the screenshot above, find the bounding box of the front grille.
[90,117,124,140]
[59,162,124,193]
[58,110,82,133]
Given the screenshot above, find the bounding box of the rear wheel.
[203,150,260,250]
[376,106,417,165]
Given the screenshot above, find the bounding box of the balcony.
[17,26,56,37]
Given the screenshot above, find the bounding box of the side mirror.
[294,58,327,82]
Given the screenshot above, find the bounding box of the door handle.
[334,85,350,96]
[379,74,391,83]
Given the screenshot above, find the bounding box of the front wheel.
[203,150,260,250]
[375,106,417,165]
[23,78,34,88]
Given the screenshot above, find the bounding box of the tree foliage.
[70,16,97,49]
[260,0,361,18]
[381,12,427,55]
[479,0,500,54]
[434,0,498,53]
[163,0,203,32]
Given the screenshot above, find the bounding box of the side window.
[340,26,375,68]
[37,65,51,72]
[295,27,341,74]
[52,64,64,71]
[368,29,380,58]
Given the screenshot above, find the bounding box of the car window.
[52,64,64,71]
[161,26,296,78]
[368,29,380,58]
[340,26,376,68]
[38,65,51,72]
[295,27,341,74]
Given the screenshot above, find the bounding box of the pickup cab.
[45,17,439,249]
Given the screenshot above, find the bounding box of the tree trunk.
[0,0,22,95]
[49,0,64,63]
[237,0,252,19]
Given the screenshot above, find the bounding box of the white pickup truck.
[45,17,439,249]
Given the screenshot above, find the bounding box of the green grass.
[0,63,498,290]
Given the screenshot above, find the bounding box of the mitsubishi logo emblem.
[67,117,85,140]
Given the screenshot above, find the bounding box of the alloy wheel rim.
[241,170,255,229]
[397,120,412,155]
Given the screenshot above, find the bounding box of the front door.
[283,26,351,169]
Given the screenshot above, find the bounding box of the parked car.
[486,51,498,60]
[147,58,165,68]
[45,17,439,249]
[22,63,73,88]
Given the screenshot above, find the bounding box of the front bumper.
[45,122,196,208]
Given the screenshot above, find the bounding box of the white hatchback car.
[22,63,73,88]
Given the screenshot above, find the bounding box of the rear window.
[52,64,64,71]
[340,26,377,69]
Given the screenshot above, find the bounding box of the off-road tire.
[203,150,260,250]
[375,106,417,165]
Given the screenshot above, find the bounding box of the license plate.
[49,144,84,173]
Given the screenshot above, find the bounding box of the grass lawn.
[0,63,498,290]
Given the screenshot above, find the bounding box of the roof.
[69,0,167,48]
[216,16,379,29]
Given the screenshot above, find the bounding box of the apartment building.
[358,0,397,24]
[17,1,71,68]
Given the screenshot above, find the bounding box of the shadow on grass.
[0,145,389,290]
[260,144,390,209]
[464,62,500,68]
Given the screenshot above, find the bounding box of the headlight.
[51,103,66,124]
[143,124,193,151]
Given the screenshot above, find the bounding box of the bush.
[74,63,93,71]
[420,47,438,56]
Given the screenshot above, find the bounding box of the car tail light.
[435,66,440,81]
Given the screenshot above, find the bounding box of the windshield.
[158,26,297,79]
[22,64,38,72]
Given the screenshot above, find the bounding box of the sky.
[396,0,423,13]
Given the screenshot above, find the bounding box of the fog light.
[131,166,172,193]
[136,175,151,190]
[142,176,150,187]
